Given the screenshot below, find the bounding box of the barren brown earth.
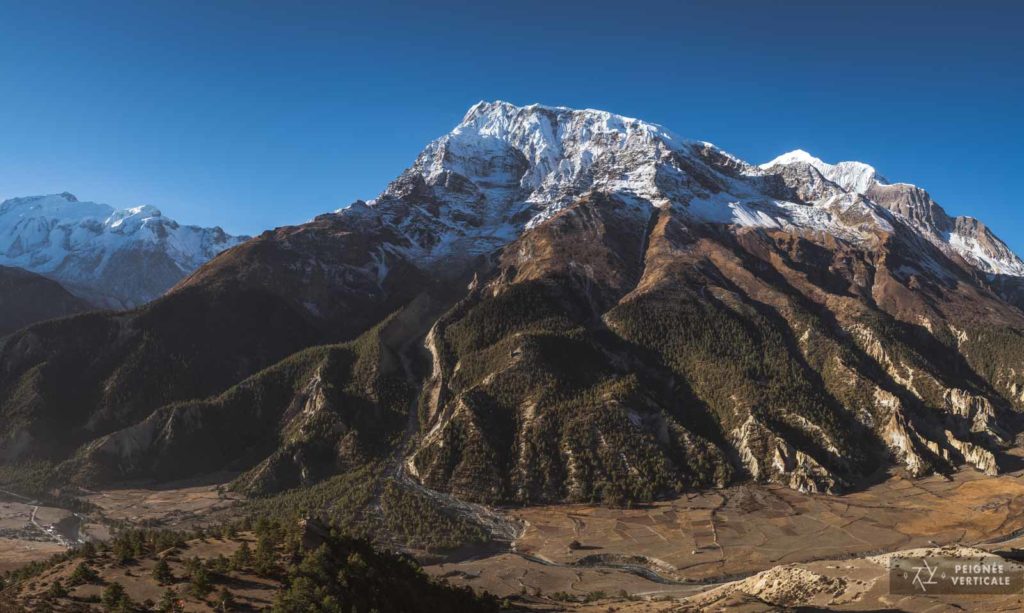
[0,483,237,575]
[423,466,1024,610]
[82,482,241,527]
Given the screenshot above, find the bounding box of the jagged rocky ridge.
[0,192,247,308]
[759,149,1024,277]
[2,102,1023,504]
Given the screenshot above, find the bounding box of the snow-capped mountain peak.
[360,101,706,264]
[760,149,886,194]
[761,149,1024,277]
[759,148,823,168]
[438,100,690,200]
[358,102,902,266]
[0,193,248,307]
[345,101,1021,280]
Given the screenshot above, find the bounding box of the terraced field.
[424,467,1024,609]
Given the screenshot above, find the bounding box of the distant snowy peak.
[1,194,167,237]
[760,149,886,194]
[0,193,237,269]
[0,193,248,308]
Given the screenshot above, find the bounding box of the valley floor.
[0,482,237,573]
[423,467,1024,610]
[5,467,1024,610]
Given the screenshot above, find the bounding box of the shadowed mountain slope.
[0,266,91,337]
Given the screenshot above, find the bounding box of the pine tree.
[215,586,236,611]
[78,540,97,559]
[46,579,67,599]
[231,541,252,570]
[158,588,181,613]
[206,554,230,574]
[101,582,132,611]
[254,535,276,576]
[153,558,174,584]
[68,561,98,586]
[189,565,213,598]
[112,537,134,565]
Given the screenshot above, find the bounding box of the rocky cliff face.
[1,102,1023,505]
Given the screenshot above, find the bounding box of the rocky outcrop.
[943,388,1006,441]
[944,432,999,476]
[689,564,848,608]
[732,415,841,494]
[878,394,935,477]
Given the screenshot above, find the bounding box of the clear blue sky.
[1,1,1021,253]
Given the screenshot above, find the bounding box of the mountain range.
[0,192,246,309]
[1,101,1023,507]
